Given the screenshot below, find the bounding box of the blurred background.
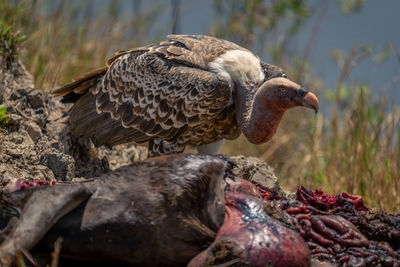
[1,0,399,212]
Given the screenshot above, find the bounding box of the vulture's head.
[258,77,319,113]
[235,77,319,144]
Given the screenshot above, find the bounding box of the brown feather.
[53,67,108,96]
[69,93,151,147]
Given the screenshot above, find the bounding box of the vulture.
[54,35,319,157]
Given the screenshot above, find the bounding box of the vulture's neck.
[210,49,283,144]
[234,83,284,144]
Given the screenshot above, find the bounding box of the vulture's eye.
[281,73,287,78]
[280,88,286,92]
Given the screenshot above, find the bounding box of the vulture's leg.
[0,185,92,267]
[147,138,184,157]
[197,139,226,154]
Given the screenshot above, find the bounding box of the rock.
[49,140,64,151]
[22,120,42,142]
[3,146,23,159]
[31,165,56,181]
[74,156,109,178]
[96,143,147,170]
[27,90,44,109]
[5,132,25,145]
[71,177,87,183]
[40,148,75,181]
[6,114,23,129]
[9,88,27,101]
[0,170,15,184]
[231,155,281,193]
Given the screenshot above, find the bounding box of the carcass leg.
[0,185,91,266]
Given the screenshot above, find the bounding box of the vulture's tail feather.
[53,66,108,98]
[69,93,151,147]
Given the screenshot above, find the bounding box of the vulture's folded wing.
[69,49,233,146]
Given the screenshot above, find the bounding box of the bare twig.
[171,0,181,34]
[382,72,400,93]
[331,44,370,135]
[391,42,400,64]
[214,258,241,267]
[4,99,46,131]
[15,250,26,267]
[5,100,31,121]
[20,248,39,267]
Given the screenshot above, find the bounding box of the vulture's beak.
[298,88,319,114]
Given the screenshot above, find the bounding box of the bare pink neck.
[234,83,284,144]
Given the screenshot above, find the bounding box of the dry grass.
[1,0,163,90]
[2,0,399,212]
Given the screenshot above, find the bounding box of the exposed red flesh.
[188,192,310,267]
[3,178,56,193]
[252,183,400,266]
[296,186,368,213]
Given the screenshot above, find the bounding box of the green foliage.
[373,43,392,64]
[339,0,364,14]
[0,105,8,127]
[1,0,163,89]
[211,0,309,48]
[330,49,345,66]
[0,20,26,67]
[324,87,348,101]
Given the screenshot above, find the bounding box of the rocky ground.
[0,60,150,186]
